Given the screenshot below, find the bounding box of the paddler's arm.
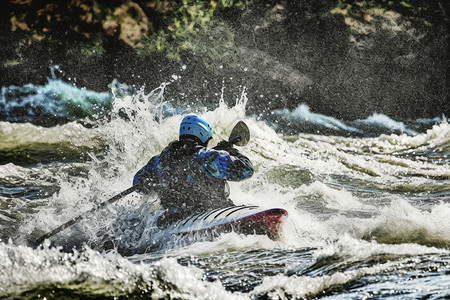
[132,155,161,193]
[191,147,254,181]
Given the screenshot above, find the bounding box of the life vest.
[156,140,231,215]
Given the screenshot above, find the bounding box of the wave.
[353,112,418,135]
[252,237,449,299]
[0,242,241,299]
[259,103,447,137]
[1,76,447,139]
[0,121,104,165]
[265,104,363,135]
[1,237,448,299]
[0,78,113,126]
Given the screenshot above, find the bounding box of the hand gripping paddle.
[229,121,250,146]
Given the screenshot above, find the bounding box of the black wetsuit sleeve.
[132,155,160,193]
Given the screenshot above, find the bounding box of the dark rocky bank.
[1,0,449,120]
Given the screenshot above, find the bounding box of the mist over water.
[0,78,449,299]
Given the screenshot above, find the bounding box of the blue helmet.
[179,114,213,144]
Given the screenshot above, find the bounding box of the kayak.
[164,205,288,240]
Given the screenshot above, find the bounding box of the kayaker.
[133,114,254,227]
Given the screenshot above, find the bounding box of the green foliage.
[7,0,252,61]
[334,0,439,16]
[139,0,252,60]
[338,0,414,9]
[332,0,446,29]
[80,41,104,57]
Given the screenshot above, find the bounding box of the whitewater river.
[0,78,449,299]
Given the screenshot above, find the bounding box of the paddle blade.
[229,121,250,146]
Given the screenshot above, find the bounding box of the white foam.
[372,198,450,241]
[272,103,362,133]
[0,121,101,150]
[251,257,415,299]
[175,231,281,256]
[357,112,418,135]
[251,237,448,299]
[315,235,446,261]
[0,242,247,299]
[378,121,450,149]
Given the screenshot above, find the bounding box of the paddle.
[36,121,250,245]
[35,186,137,245]
[229,120,250,146]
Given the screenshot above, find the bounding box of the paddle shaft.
[36,185,137,245]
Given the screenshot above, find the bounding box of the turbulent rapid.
[0,78,449,299]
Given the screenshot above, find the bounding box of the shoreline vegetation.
[1,0,449,120]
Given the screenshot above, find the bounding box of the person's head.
[179,114,213,146]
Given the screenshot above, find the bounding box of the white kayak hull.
[165,205,288,240]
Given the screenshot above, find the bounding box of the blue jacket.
[133,139,253,215]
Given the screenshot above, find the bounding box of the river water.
[0,77,449,299]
